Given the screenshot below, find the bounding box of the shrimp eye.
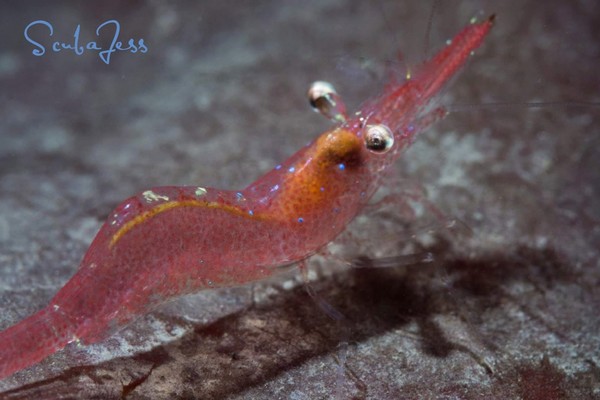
[365,124,394,153]
[307,81,347,123]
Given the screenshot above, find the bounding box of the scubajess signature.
[23,19,148,65]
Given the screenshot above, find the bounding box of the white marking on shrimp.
[143,190,170,203]
[195,187,208,197]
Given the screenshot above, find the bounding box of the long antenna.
[447,100,600,113]
[371,0,409,86]
[423,0,440,59]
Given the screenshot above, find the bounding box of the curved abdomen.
[0,191,303,380]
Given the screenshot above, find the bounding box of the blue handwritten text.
[24,20,148,65]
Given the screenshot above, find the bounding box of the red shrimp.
[0,16,494,380]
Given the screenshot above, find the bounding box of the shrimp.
[0,16,494,381]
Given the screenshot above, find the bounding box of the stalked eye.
[307,81,347,123]
[365,124,394,153]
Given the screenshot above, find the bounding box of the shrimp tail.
[0,305,75,380]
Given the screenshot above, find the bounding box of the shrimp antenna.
[376,0,410,80]
[447,100,600,113]
[423,0,440,59]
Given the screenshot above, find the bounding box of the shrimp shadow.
[0,240,582,400]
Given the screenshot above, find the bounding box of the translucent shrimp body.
[0,16,494,380]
